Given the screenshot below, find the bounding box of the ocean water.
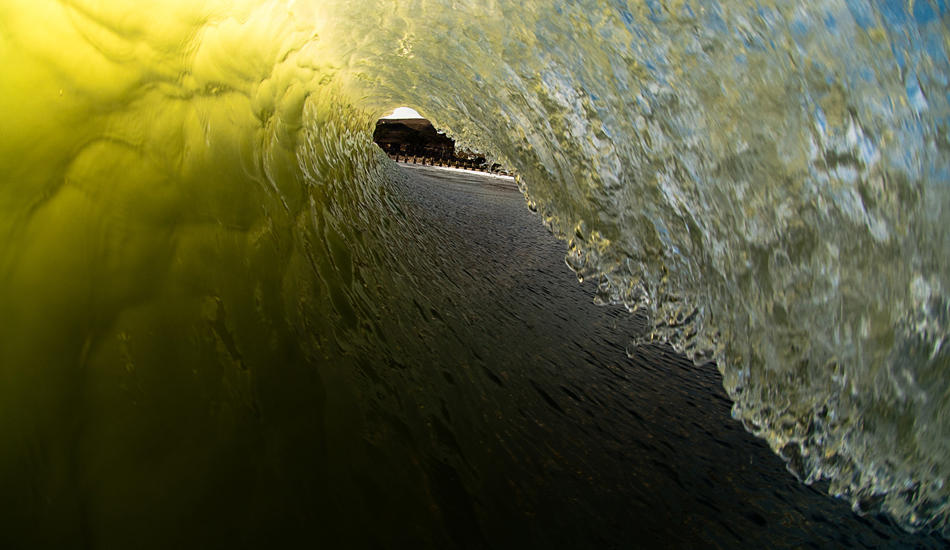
[0,0,948,546]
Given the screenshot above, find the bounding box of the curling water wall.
[1,0,949,542]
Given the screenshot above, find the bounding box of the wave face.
[1,0,949,540]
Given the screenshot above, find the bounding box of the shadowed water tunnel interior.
[2,0,950,548]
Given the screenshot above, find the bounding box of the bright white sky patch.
[382,107,423,119]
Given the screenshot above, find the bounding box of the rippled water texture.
[1,0,949,542]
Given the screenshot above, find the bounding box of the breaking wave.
[1,0,948,539]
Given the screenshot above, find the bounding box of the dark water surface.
[11,160,941,549]
[382,163,945,549]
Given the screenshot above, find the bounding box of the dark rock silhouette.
[374,118,504,173]
[374,119,454,158]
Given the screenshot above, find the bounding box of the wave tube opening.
[382,106,425,119]
[1,0,949,546]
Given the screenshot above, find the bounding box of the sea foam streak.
[1,0,948,538]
